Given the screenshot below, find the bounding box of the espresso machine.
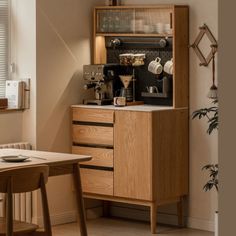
[83,64,120,105]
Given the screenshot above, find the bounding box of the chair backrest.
[0,165,49,193]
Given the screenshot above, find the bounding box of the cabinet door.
[114,111,153,201]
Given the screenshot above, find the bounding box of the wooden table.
[0,148,92,236]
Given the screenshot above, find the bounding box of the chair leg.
[40,174,52,236]
[150,202,157,234]
[6,178,13,236]
[73,164,88,236]
[103,201,110,217]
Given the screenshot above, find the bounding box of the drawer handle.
[80,165,114,172]
[73,143,113,149]
[72,121,113,127]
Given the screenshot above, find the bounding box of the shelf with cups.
[93,4,189,108]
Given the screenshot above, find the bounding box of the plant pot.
[215,211,218,236]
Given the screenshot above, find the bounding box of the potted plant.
[192,99,218,236]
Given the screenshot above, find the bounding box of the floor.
[52,218,214,236]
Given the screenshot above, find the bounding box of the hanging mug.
[164,58,174,75]
[148,57,163,75]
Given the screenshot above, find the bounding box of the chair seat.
[0,217,38,235]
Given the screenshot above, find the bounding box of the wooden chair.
[0,165,52,236]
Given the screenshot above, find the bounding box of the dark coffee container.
[109,0,121,6]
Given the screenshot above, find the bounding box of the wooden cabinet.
[72,4,189,234]
[71,106,188,234]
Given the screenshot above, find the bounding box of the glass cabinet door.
[96,7,173,35]
[96,9,135,33]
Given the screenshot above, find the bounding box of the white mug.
[148,57,163,75]
[164,58,174,75]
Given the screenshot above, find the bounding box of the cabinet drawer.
[73,125,113,146]
[80,168,113,196]
[72,146,113,168]
[72,108,114,124]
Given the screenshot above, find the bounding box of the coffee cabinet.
[71,4,189,234]
[71,106,188,234]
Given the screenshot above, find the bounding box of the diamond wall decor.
[190,24,218,66]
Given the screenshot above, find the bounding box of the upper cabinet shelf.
[95,6,173,36]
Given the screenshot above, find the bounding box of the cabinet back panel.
[106,37,173,106]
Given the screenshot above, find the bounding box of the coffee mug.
[164,58,174,75]
[113,97,126,107]
[148,57,163,75]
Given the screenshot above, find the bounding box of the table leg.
[73,163,88,236]
[103,200,110,217]
[177,197,184,227]
[150,202,157,234]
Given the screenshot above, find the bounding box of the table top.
[0,149,91,170]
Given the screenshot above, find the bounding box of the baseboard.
[37,205,214,232]
[110,205,214,232]
[37,206,103,226]
[188,216,214,232]
[37,210,77,227]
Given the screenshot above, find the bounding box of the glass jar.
[132,54,146,66]
[119,54,134,66]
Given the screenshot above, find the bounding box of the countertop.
[71,104,188,112]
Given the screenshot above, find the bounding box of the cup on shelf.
[164,23,172,34]
[143,25,154,33]
[135,19,144,33]
[148,57,163,75]
[164,58,174,75]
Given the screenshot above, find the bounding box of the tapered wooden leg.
[73,163,88,236]
[177,197,184,227]
[103,200,110,217]
[150,202,157,234]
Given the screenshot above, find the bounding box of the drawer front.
[72,125,113,146]
[80,168,113,196]
[72,108,114,124]
[72,146,113,168]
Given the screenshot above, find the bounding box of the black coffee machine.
[83,64,122,105]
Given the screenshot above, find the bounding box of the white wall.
[35,0,104,223]
[11,0,37,148]
[0,112,22,143]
